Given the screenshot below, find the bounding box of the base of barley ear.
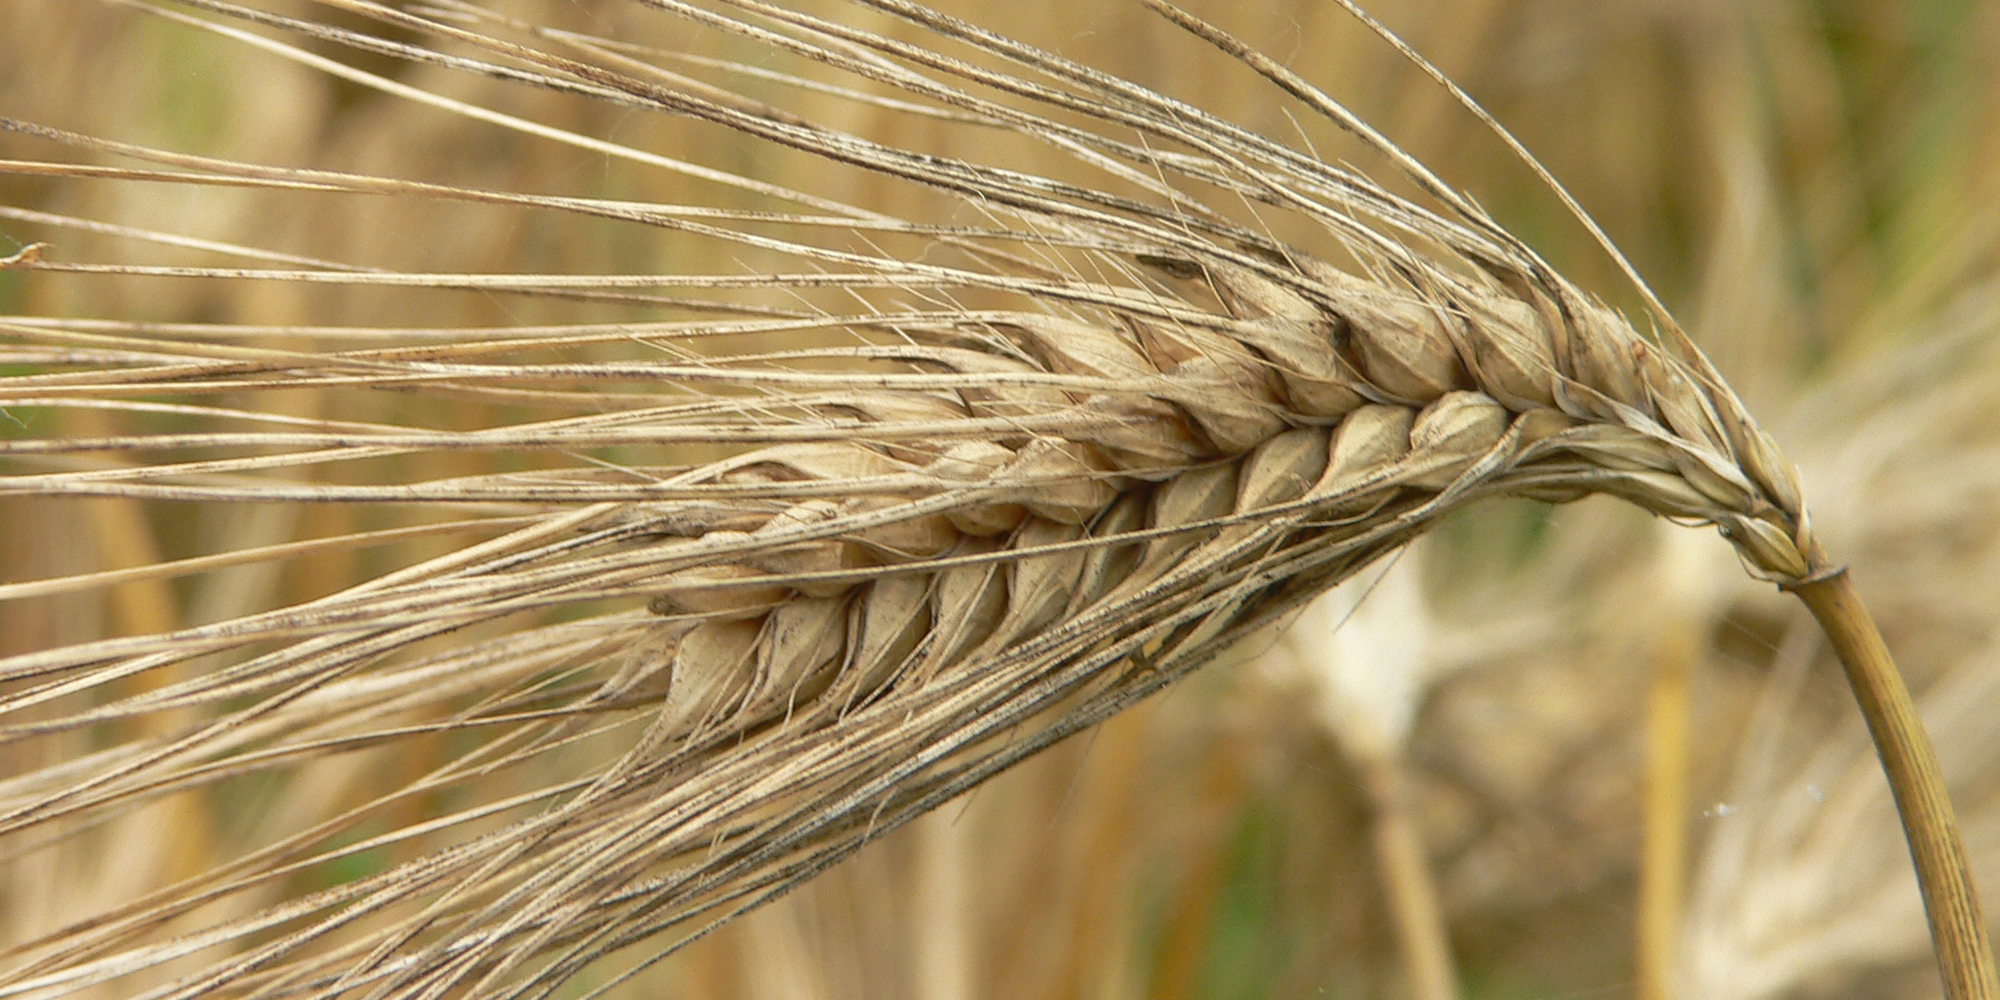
[1789,566,2000,1000]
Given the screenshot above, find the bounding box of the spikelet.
[0,1,1834,997]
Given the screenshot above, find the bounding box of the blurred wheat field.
[3,1,2000,999]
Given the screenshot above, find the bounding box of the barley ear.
[1,1,1995,996]
[1243,0,2000,986]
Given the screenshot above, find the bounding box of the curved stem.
[1790,569,1998,1000]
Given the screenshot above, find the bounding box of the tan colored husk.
[0,1,1873,997]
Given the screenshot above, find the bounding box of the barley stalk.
[0,1,1988,997]
[1267,545,1468,1000]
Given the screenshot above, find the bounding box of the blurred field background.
[3,1,2000,998]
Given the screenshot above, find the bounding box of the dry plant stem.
[1357,757,1459,1000]
[1791,569,2000,1000]
[1638,625,1694,1000]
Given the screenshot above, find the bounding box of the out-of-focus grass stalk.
[1638,620,1694,1000]
[74,407,217,896]
[1270,548,1462,1000]
[1636,527,1729,1000]
[913,809,973,1000]
[1355,755,1457,1000]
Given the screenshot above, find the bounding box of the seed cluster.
[624,245,1818,739]
[0,1,1835,995]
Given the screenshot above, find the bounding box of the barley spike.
[0,2,1987,997]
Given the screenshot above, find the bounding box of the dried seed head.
[758,596,849,712]
[1606,468,1728,520]
[922,545,1008,677]
[1315,404,1416,511]
[1081,391,1213,465]
[1119,461,1242,589]
[1207,263,1368,419]
[1720,514,1815,580]
[1564,299,1651,417]
[1236,427,1332,510]
[995,314,1158,382]
[649,544,792,619]
[985,518,1089,649]
[1007,438,1121,523]
[1529,423,1676,472]
[666,618,763,732]
[838,573,934,704]
[1298,257,1471,402]
[0,2,1836,994]
[749,501,870,598]
[1405,391,1510,488]
[1451,287,1559,409]
[838,496,962,561]
[1163,354,1290,454]
[929,442,1031,537]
